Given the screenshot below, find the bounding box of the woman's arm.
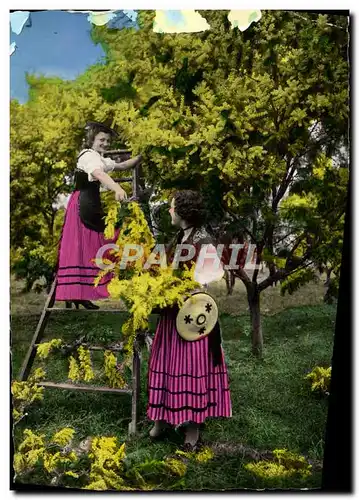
[112,155,142,171]
[92,169,127,200]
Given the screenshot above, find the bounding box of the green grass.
[10,270,330,317]
[11,298,335,491]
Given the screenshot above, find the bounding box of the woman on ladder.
[55,121,142,309]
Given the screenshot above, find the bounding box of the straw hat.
[176,292,218,341]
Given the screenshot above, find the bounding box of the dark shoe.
[67,300,100,310]
[149,421,170,440]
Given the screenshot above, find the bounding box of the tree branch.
[251,241,265,284]
[233,267,252,288]
[290,11,347,31]
[268,95,280,132]
[259,202,345,292]
[257,269,285,292]
[296,133,337,163]
[257,259,315,293]
[272,156,298,210]
[224,208,258,244]
[271,186,277,205]
[288,233,307,258]
[251,215,258,244]
[307,121,321,143]
[273,231,297,247]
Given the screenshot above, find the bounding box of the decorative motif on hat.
[176,292,218,341]
[184,314,193,324]
[196,314,206,325]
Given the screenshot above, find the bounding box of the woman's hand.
[134,154,143,164]
[115,186,128,201]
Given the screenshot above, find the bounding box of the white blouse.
[194,244,225,285]
[181,229,224,286]
[77,149,116,182]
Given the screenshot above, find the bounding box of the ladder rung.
[113,177,132,182]
[34,344,125,352]
[46,308,125,312]
[89,345,124,352]
[38,381,131,394]
[105,149,130,154]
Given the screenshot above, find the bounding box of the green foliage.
[285,152,348,285]
[31,332,127,389]
[11,368,46,423]
[14,428,189,490]
[11,252,56,294]
[52,428,76,447]
[98,201,199,358]
[11,12,348,284]
[68,347,95,383]
[245,448,312,487]
[10,64,120,286]
[150,201,177,243]
[13,429,47,477]
[11,302,333,489]
[88,10,348,298]
[103,351,127,389]
[14,427,81,487]
[11,207,64,293]
[126,456,187,490]
[280,268,317,296]
[176,446,215,463]
[305,366,331,396]
[84,326,116,344]
[324,277,339,304]
[10,11,348,358]
[85,437,129,490]
[37,339,63,360]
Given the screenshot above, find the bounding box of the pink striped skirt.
[147,309,232,426]
[55,191,119,301]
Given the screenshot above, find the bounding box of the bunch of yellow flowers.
[96,201,199,358]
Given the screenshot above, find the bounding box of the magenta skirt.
[55,191,119,301]
[147,310,232,426]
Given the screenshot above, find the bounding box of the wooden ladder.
[17,164,146,436]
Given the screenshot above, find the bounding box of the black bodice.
[73,169,105,233]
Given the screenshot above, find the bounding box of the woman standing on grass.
[147,190,232,450]
[55,121,142,309]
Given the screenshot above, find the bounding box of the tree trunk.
[324,267,332,286]
[225,270,235,295]
[49,213,55,238]
[247,285,263,358]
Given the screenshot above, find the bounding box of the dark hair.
[172,190,206,227]
[82,123,116,149]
